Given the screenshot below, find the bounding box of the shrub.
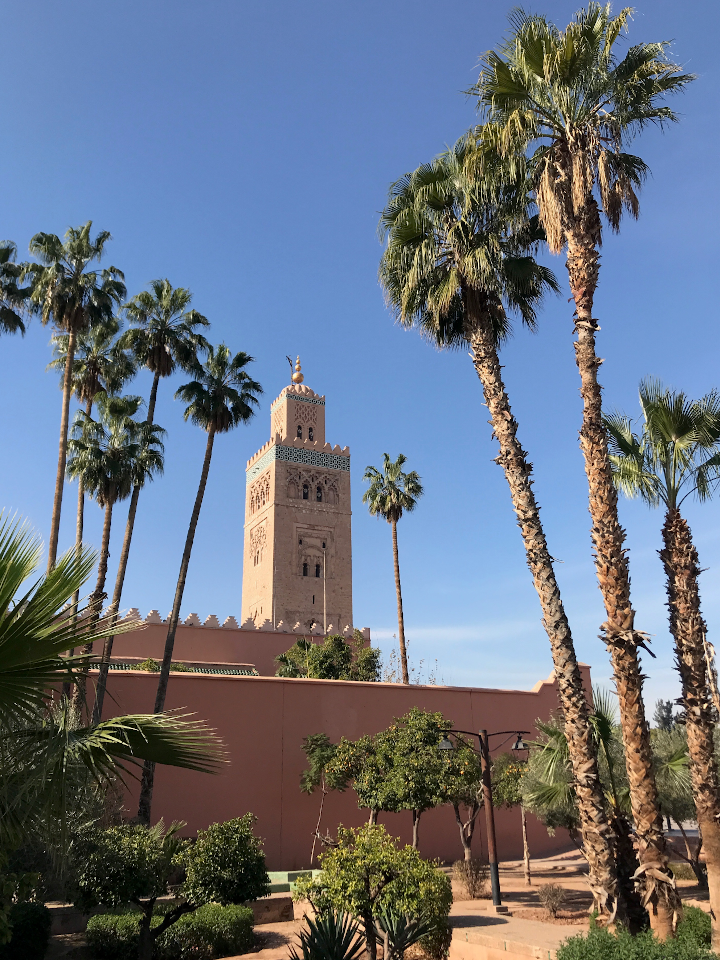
[294,825,452,960]
[184,814,270,906]
[158,903,254,959]
[557,926,715,960]
[0,902,51,960]
[86,914,156,960]
[537,883,565,918]
[670,862,698,882]
[676,906,711,948]
[171,662,191,672]
[88,906,254,960]
[138,658,160,672]
[451,860,489,900]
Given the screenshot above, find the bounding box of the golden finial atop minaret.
[291,356,304,384]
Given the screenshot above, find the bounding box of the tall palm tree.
[121,279,210,423]
[93,417,166,723]
[66,396,151,704]
[106,280,210,672]
[0,515,224,855]
[49,318,137,621]
[137,344,262,824]
[362,455,423,687]
[472,7,693,934]
[605,381,720,947]
[0,241,31,336]
[379,144,621,920]
[26,223,126,573]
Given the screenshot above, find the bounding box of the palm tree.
[0,515,224,854]
[472,7,693,935]
[26,223,126,573]
[605,381,720,947]
[121,279,209,423]
[137,344,262,824]
[106,280,210,671]
[379,143,620,920]
[66,396,154,705]
[49,318,137,621]
[0,241,31,336]
[362,455,423,687]
[93,417,166,723]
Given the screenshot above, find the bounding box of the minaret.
[241,358,353,633]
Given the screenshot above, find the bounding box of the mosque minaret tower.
[241,358,353,633]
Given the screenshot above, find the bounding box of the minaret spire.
[291,356,304,384]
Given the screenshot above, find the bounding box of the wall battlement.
[116,607,369,639]
[246,435,350,470]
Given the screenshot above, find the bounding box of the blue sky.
[1,0,717,708]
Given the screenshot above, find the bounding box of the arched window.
[308,427,314,441]
[297,425,303,438]
[302,483,309,500]
[302,562,308,577]
[316,485,322,502]
[315,564,321,578]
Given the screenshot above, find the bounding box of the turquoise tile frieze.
[247,443,349,484]
[271,392,325,409]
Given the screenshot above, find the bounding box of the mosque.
[102,360,583,868]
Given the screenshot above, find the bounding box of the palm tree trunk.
[93,373,161,723]
[566,213,678,938]
[137,427,216,825]
[521,806,531,886]
[390,519,409,684]
[660,507,720,948]
[146,370,161,423]
[47,327,77,572]
[72,498,113,709]
[93,485,141,723]
[463,288,620,920]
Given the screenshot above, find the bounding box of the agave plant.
[289,910,365,960]
[374,907,438,960]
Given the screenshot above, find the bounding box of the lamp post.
[439,728,528,908]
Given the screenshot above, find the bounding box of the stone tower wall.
[241,375,353,631]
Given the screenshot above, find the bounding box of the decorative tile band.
[271,393,325,409]
[247,443,350,484]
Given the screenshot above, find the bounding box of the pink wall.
[103,667,590,870]
[111,624,304,677]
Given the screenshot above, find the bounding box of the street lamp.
[439,728,529,908]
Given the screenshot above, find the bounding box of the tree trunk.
[412,809,420,849]
[566,210,678,937]
[48,327,77,572]
[453,801,478,862]
[521,806,531,886]
[72,497,114,710]
[93,372,161,724]
[463,288,619,920]
[311,781,327,866]
[137,905,155,960]
[93,484,141,723]
[369,809,378,825]
[362,908,377,960]
[390,519,409,684]
[660,507,720,945]
[137,427,216,824]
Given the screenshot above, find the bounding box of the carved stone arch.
[327,485,338,506]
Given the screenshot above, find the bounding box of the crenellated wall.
[107,610,371,677]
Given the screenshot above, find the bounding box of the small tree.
[300,734,349,865]
[294,824,451,960]
[492,753,531,885]
[437,737,483,862]
[72,815,269,960]
[653,700,678,733]
[276,634,381,681]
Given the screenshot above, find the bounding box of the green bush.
[294,825,452,960]
[184,814,270,906]
[676,906,711,948]
[0,902,51,960]
[557,924,715,960]
[88,905,254,960]
[158,903,254,959]
[86,913,157,960]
